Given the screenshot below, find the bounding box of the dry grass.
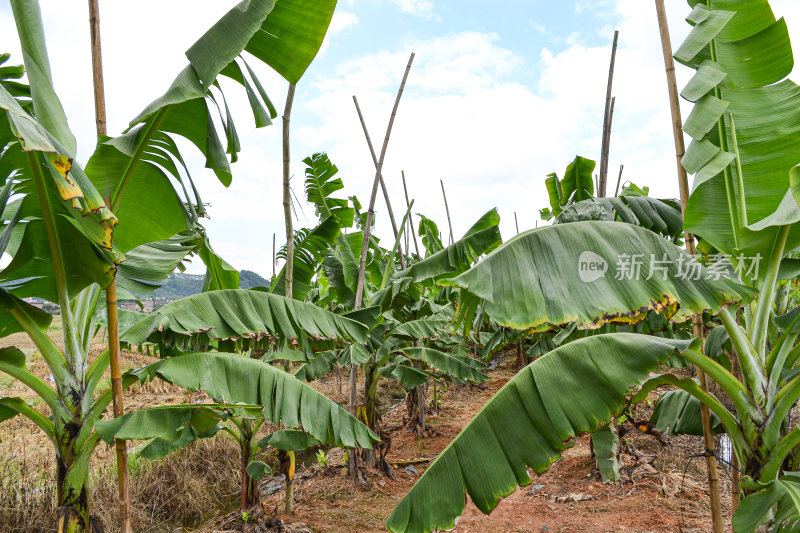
[0,434,243,533]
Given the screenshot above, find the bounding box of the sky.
[2,0,800,279]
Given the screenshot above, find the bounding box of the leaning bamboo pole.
[350,53,415,475]
[614,164,625,197]
[654,1,724,530]
[87,1,132,531]
[401,171,421,258]
[598,30,619,197]
[353,95,407,269]
[440,179,454,245]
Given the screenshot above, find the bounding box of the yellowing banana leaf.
[443,221,750,333]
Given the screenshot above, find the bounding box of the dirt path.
[252,356,726,533]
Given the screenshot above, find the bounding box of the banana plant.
[386,2,800,530]
[539,155,684,241]
[0,0,338,530]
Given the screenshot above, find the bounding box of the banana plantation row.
[2,0,800,532]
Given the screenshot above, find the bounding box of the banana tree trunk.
[363,364,380,468]
[238,421,260,511]
[55,413,93,533]
[239,438,259,511]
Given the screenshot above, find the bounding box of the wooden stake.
[272,232,276,278]
[353,95,407,269]
[514,212,520,234]
[282,85,296,299]
[655,2,723,531]
[351,54,415,472]
[614,164,625,197]
[88,1,132,531]
[600,96,616,197]
[401,171,421,258]
[440,179,454,245]
[599,30,619,198]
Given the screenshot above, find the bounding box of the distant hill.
[145,270,269,300]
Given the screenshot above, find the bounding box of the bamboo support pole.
[655,2,724,531]
[88,1,132,531]
[614,164,625,197]
[350,53,415,475]
[401,171,421,258]
[598,30,619,197]
[440,179,454,245]
[282,85,296,299]
[352,95,407,269]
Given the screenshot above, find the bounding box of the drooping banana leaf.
[398,346,487,384]
[294,351,339,382]
[591,423,620,483]
[120,289,368,352]
[259,429,321,451]
[388,318,462,345]
[119,351,378,449]
[114,232,200,296]
[556,196,683,240]
[444,221,752,333]
[385,334,696,533]
[403,209,502,283]
[95,403,255,459]
[650,387,724,437]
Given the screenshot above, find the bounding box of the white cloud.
[330,10,359,34]
[318,10,360,56]
[390,0,439,21]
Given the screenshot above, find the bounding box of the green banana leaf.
[120,289,368,351]
[96,404,253,460]
[733,473,800,532]
[678,2,800,260]
[556,196,683,240]
[0,85,119,301]
[273,216,341,300]
[403,209,502,283]
[417,214,444,257]
[398,347,487,384]
[0,286,52,338]
[259,429,320,452]
[444,221,751,333]
[650,387,723,436]
[121,351,377,449]
[385,334,696,533]
[294,351,339,382]
[591,424,620,483]
[303,152,355,227]
[560,155,595,204]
